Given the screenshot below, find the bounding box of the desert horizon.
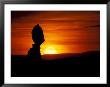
[11,11,100,56]
[11,50,100,77]
[12,50,100,60]
[11,11,100,77]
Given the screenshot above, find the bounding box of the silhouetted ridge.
[11,51,100,77]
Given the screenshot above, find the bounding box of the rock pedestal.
[27,24,45,61]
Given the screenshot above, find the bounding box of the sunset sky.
[11,11,100,55]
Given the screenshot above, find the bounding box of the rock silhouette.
[27,24,45,60]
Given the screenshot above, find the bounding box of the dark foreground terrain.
[11,51,100,77]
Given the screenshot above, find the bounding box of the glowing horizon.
[11,11,100,55]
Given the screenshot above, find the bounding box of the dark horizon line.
[11,50,100,56]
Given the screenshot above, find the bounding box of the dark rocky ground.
[11,51,100,77]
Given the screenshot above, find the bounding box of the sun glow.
[43,46,57,54]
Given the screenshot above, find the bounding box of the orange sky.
[11,11,100,55]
